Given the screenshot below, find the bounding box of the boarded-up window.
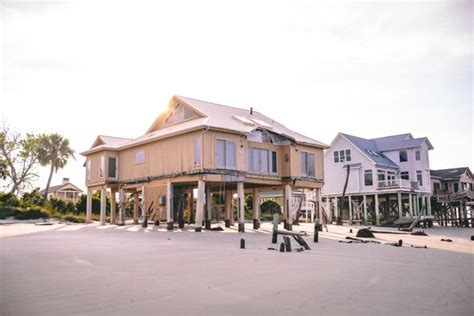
[134,150,145,164]
[194,137,201,165]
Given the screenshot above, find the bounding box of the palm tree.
[37,134,75,203]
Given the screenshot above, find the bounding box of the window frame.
[107,156,118,179]
[400,171,409,180]
[364,169,373,186]
[416,170,423,186]
[399,150,408,162]
[216,138,237,170]
[86,160,91,181]
[334,151,339,163]
[301,151,315,178]
[134,150,145,164]
[415,149,421,161]
[194,136,201,166]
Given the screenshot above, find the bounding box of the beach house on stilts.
[80,96,328,231]
[323,133,434,226]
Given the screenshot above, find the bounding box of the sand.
[1,221,473,315]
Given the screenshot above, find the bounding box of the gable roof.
[371,133,433,151]
[340,133,399,168]
[82,95,328,155]
[39,182,83,195]
[430,167,472,180]
[89,135,133,151]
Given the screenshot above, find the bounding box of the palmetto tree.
[37,134,75,202]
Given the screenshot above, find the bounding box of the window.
[377,169,386,181]
[345,149,351,162]
[165,104,194,125]
[416,170,423,186]
[301,152,315,177]
[86,160,91,180]
[401,171,409,180]
[364,170,373,186]
[216,139,236,169]
[108,157,117,178]
[399,150,408,162]
[415,150,421,161]
[248,148,277,174]
[453,182,459,192]
[100,156,105,177]
[334,151,339,163]
[339,150,345,163]
[434,183,440,193]
[134,150,145,164]
[194,137,201,165]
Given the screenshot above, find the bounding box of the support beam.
[225,190,232,227]
[100,188,107,225]
[397,192,402,219]
[205,185,212,229]
[409,193,413,217]
[118,189,125,225]
[195,180,205,232]
[363,195,368,224]
[427,196,432,217]
[133,191,139,225]
[166,181,173,230]
[141,185,146,220]
[421,195,426,216]
[415,195,420,217]
[326,197,330,223]
[237,182,245,232]
[252,188,260,229]
[110,189,116,224]
[374,194,380,226]
[86,189,92,223]
[348,195,353,223]
[317,188,322,223]
[334,197,338,219]
[284,184,292,230]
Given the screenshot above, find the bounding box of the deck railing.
[377,178,413,190]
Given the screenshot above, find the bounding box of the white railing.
[377,178,412,190]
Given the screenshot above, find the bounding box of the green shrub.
[13,207,49,220]
[62,214,85,223]
[49,198,67,213]
[0,206,20,219]
[20,189,44,207]
[0,193,20,207]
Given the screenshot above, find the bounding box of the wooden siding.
[290,144,324,179]
[203,130,246,171]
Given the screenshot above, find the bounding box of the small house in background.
[39,178,83,204]
[80,95,328,231]
[430,167,473,227]
[323,133,434,226]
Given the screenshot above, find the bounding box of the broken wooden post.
[240,238,245,249]
[279,242,285,252]
[272,213,278,244]
[314,219,319,243]
[284,236,292,252]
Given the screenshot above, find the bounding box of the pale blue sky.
[1,0,472,192]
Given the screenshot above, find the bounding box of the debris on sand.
[471,236,474,241]
[411,231,427,236]
[342,236,380,244]
[441,238,453,242]
[411,245,428,249]
[210,226,224,231]
[390,240,403,247]
[356,228,375,238]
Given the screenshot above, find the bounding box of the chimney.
[250,107,253,115]
[63,177,70,184]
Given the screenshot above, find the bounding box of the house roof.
[39,182,83,195]
[340,133,399,168]
[371,134,434,151]
[81,95,328,155]
[430,167,472,180]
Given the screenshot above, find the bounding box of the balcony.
[377,178,416,190]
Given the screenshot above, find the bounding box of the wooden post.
[86,188,92,223]
[110,189,116,224]
[237,182,245,233]
[252,188,260,229]
[166,181,173,230]
[195,180,205,232]
[375,194,380,226]
[363,195,368,224]
[415,195,420,217]
[284,184,292,230]
[427,196,432,217]
[272,213,278,244]
[133,191,139,225]
[118,189,125,225]
[225,190,232,227]
[348,195,353,223]
[317,188,323,223]
[334,197,338,219]
[205,185,211,229]
[100,188,107,225]
[314,219,319,243]
[408,193,413,217]
[141,185,146,220]
[397,192,403,219]
[187,190,193,225]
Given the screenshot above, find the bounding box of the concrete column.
[397,192,402,218]
[284,184,292,230]
[225,190,233,227]
[118,189,125,225]
[363,195,368,223]
[195,180,205,232]
[408,193,413,217]
[252,188,260,229]
[100,188,107,225]
[86,188,92,223]
[427,196,432,216]
[110,189,116,224]
[166,181,173,230]
[237,182,245,232]
[132,191,139,224]
[205,185,212,229]
[348,195,353,222]
[374,194,380,226]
